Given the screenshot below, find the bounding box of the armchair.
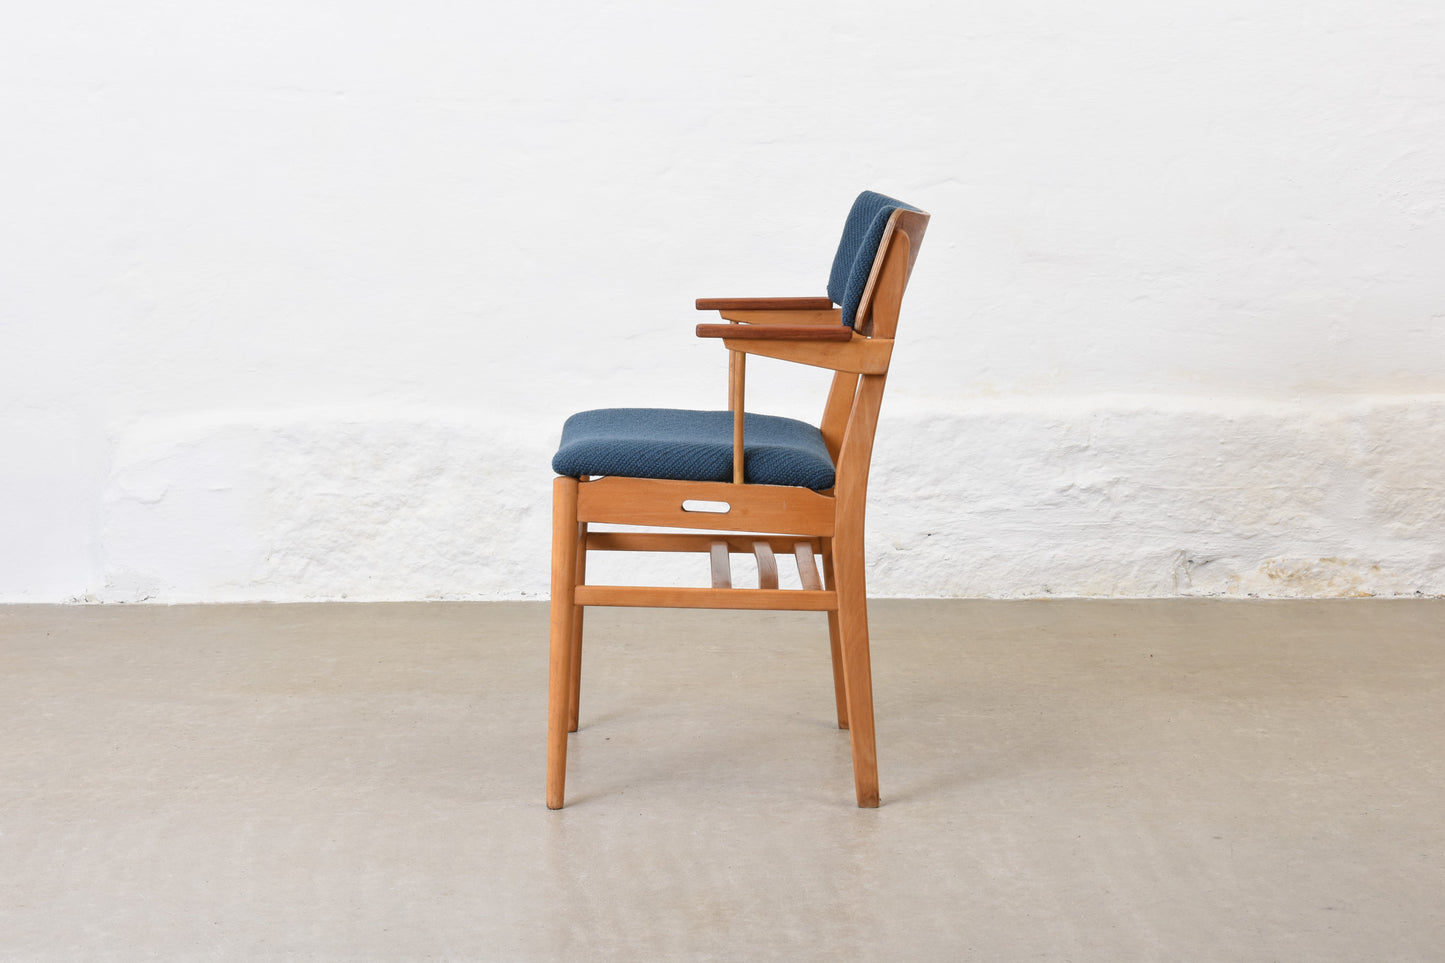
[546,190,930,808]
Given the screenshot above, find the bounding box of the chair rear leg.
[832,529,879,808]
[567,520,587,732]
[820,539,849,730]
[546,477,581,810]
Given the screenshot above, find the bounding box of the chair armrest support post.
[731,350,746,484]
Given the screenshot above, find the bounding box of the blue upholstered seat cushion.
[552,408,836,490]
[826,190,921,328]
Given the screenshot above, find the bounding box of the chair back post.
[856,209,930,340]
[818,371,861,464]
[828,206,929,484]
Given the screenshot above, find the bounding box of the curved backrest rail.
[855,208,930,339]
[820,205,930,470]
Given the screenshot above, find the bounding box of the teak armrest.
[695,297,835,311]
[696,324,853,342]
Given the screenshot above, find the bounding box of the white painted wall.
[3,1,1443,602]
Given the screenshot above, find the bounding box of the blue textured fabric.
[826,190,921,328]
[552,408,836,490]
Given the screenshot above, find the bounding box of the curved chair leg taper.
[546,477,580,810]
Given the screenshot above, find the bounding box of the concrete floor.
[1,600,1441,961]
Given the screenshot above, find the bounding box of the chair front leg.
[546,476,581,810]
[820,537,849,730]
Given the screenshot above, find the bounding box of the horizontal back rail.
[724,336,893,375]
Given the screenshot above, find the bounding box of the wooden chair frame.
[547,206,930,808]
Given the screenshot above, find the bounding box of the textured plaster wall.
[3,2,1443,602]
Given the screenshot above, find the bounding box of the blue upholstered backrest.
[826,190,921,328]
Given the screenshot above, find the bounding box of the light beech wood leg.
[547,477,580,810]
[832,528,878,807]
[567,519,587,733]
[821,538,849,730]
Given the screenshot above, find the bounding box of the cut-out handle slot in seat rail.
[684,500,731,514]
